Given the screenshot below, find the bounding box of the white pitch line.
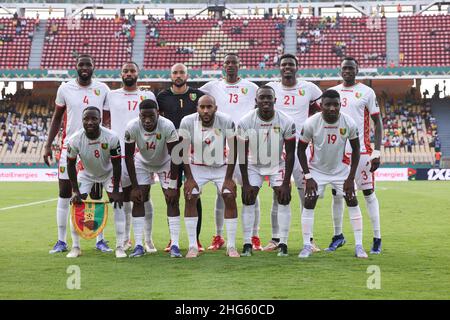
[0,198,58,212]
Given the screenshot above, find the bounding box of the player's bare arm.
[222,136,237,198]
[165,139,181,206]
[43,106,66,166]
[370,113,383,172]
[67,156,83,204]
[102,110,111,129]
[124,141,142,204]
[277,138,295,205]
[298,140,317,199]
[344,137,361,200]
[109,156,123,209]
[239,139,258,205]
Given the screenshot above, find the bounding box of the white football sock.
[301,208,314,246]
[332,195,345,236]
[132,216,145,247]
[56,197,70,242]
[225,218,238,249]
[348,205,363,246]
[184,217,198,249]
[215,194,225,237]
[242,204,255,244]
[114,207,126,249]
[69,218,80,249]
[252,196,260,237]
[271,192,279,239]
[168,216,181,247]
[144,200,154,243]
[123,201,132,242]
[96,232,104,243]
[277,204,291,245]
[364,192,381,239]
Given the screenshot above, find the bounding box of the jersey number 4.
[83,96,89,105]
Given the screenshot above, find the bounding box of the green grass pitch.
[0,181,449,299]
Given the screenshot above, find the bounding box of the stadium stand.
[41,17,134,70]
[0,17,35,69]
[399,14,450,67]
[143,17,285,70]
[296,16,387,69]
[0,92,62,164]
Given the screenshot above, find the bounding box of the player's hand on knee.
[70,192,83,205]
[109,192,123,209]
[131,187,143,204]
[276,183,291,205]
[305,178,318,199]
[343,177,356,201]
[222,178,236,198]
[184,178,199,201]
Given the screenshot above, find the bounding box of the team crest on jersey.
[189,93,197,101]
[355,92,362,99]
[94,89,101,96]
[101,143,108,150]
[273,126,281,133]
[299,89,306,96]
[59,166,66,173]
[156,133,161,140]
[241,88,248,95]
[339,128,347,136]
[214,128,222,136]
[140,95,146,101]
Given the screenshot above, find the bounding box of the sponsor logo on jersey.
[339,128,347,136]
[101,143,108,150]
[94,89,101,96]
[156,133,161,140]
[299,89,306,96]
[355,92,362,99]
[241,88,248,95]
[189,93,197,101]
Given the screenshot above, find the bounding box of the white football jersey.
[266,80,322,137]
[300,112,358,176]
[238,109,296,171]
[66,126,121,181]
[328,82,379,154]
[104,88,157,155]
[124,116,178,172]
[179,111,235,167]
[199,78,258,125]
[55,79,110,147]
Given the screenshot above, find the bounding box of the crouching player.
[66,107,125,258]
[297,89,368,259]
[124,99,181,258]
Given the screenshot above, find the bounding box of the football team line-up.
[44,52,383,259]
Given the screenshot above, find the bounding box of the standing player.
[297,89,368,259]
[157,63,205,252]
[199,53,262,251]
[44,54,111,254]
[180,95,240,258]
[103,61,158,254]
[266,53,322,252]
[66,107,124,258]
[326,57,383,254]
[238,86,295,257]
[124,99,180,258]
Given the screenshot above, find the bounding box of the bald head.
[197,94,217,126]
[198,94,216,106]
[171,63,188,88]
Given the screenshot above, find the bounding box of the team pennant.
[71,200,108,240]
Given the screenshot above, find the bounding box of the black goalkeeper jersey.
[157,87,204,129]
